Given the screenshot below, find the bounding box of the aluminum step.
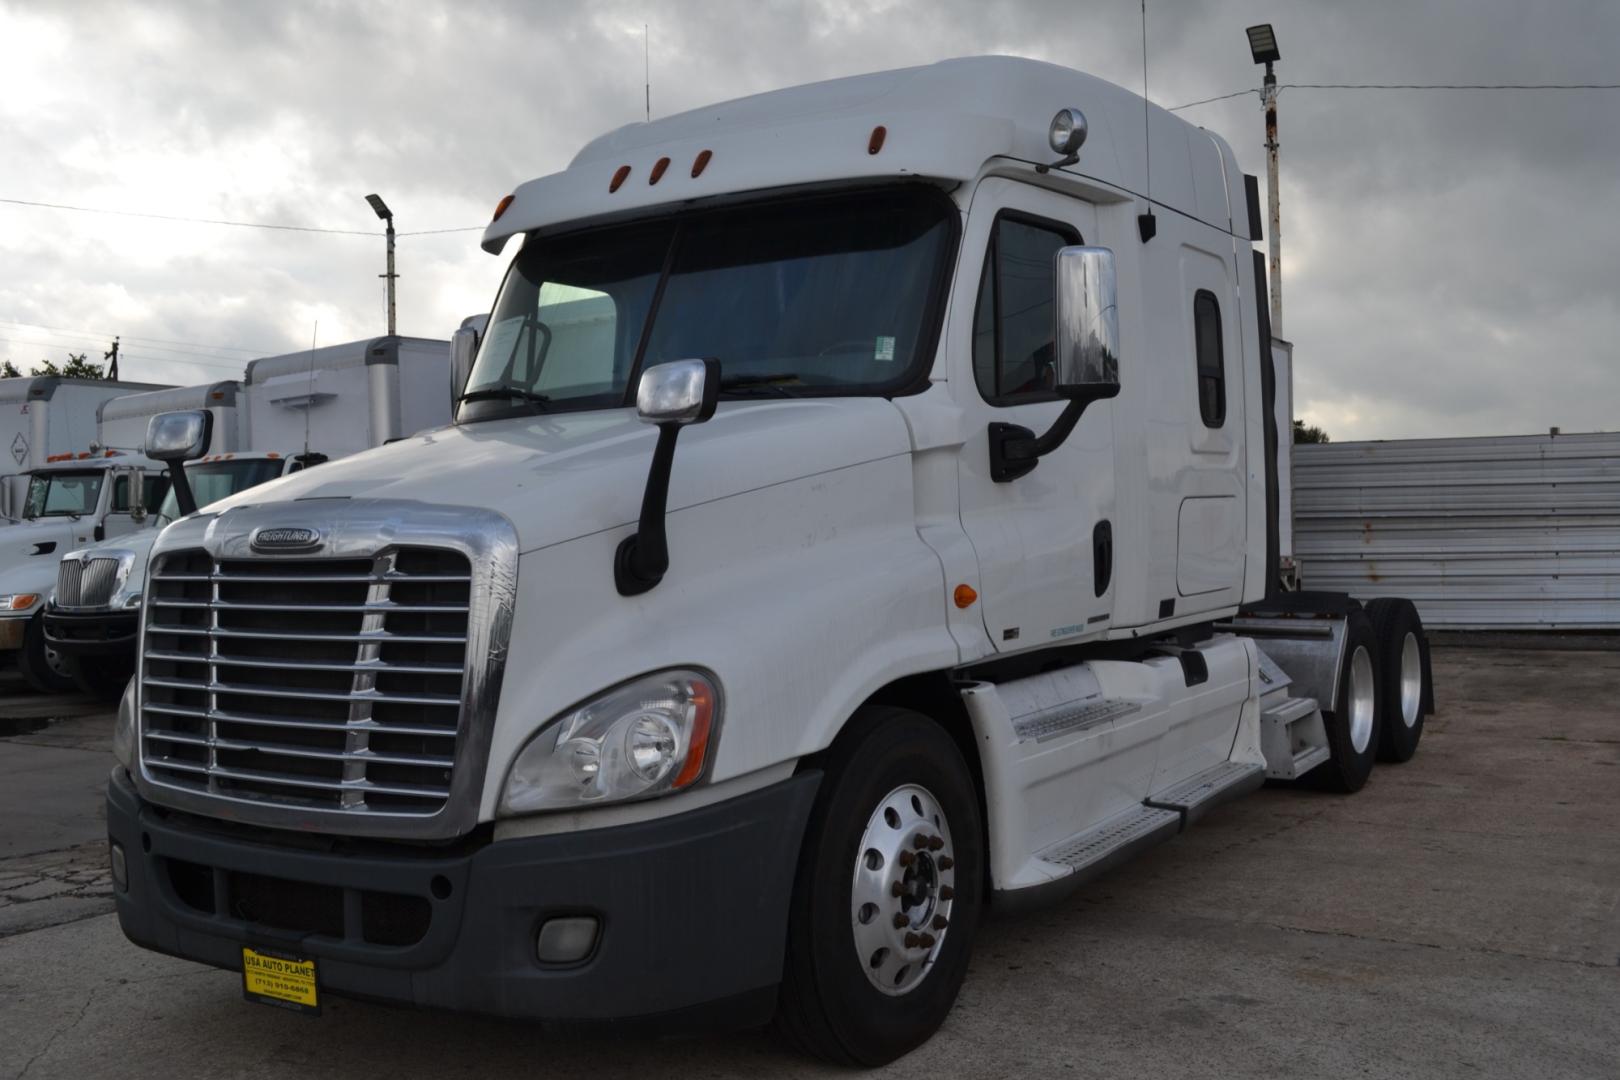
[1037,804,1181,884]
[1012,697,1141,743]
[1261,696,1331,779]
[1145,760,1265,827]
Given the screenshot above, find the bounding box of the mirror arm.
[614,423,683,596]
[989,384,1120,484]
[167,461,199,517]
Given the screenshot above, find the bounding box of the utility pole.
[365,193,398,336]
[1246,24,1283,337]
[103,336,120,380]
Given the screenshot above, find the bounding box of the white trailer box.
[0,376,170,519]
[242,336,449,457]
[97,381,243,458]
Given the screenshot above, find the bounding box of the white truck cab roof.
[484,55,1246,253]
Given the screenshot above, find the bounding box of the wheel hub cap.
[851,783,956,996]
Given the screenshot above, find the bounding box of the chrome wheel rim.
[851,783,956,996]
[1399,632,1422,728]
[1348,644,1376,754]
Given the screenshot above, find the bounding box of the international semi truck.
[106,57,1434,1065]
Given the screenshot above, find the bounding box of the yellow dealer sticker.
[241,947,319,1014]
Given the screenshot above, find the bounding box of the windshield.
[156,459,286,524]
[458,187,956,421]
[21,471,103,519]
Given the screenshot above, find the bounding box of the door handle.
[1093,520,1112,597]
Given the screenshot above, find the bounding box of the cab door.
[951,179,1114,649]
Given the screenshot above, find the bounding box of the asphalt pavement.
[1,647,1617,1079]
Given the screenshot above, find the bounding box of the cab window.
[1193,290,1226,427]
[973,213,1081,404]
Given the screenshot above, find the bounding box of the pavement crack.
[1272,921,1616,970]
[15,983,99,1079]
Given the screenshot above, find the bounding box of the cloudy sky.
[2,0,1616,441]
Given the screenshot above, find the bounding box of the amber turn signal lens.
[953,584,978,609]
[671,678,715,789]
[492,193,515,222]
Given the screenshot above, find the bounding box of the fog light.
[110,841,128,892]
[536,915,598,964]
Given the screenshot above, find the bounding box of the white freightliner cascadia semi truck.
[106,58,1434,1065]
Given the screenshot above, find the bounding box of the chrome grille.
[140,546,472,816]
[56,556,121,609]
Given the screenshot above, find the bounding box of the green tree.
[26,353,104,379]
[1293,419,1330,444]
[0,360,21,378]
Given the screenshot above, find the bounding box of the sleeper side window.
[1193,289,1226,428]
[973,214,1081,405]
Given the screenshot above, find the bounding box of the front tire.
[775,707,984,1066]
[17,616,78,694]
[1309,608,1383,793]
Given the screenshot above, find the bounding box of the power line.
[1169,80,1620,111]
[0,318,273,356]
[0,196,482,237]
[0,335,244,373]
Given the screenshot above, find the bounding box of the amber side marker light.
[954,584,978,609]
[868,125,887,155]
[671,679,716,790]
[491,193,515,222]
[649,156,670,184]
[691,149,713,178]
[609,165,632,193]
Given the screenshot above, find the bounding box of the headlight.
[500,668,719,815]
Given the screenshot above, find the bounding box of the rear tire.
[1309,608,1382,793]
[774,707,984,1066]
[1365,598,1430,763]
[17,616,78,694]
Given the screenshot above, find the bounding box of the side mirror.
[145,410,213,462]
[988,246,1121,483]
[144,410,214,516]
[129,467,147,523]
[1053,246,1121,395]
[450,325,479,406]
[615,359,721,596]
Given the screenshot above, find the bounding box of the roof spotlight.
[1048,108,1088,156]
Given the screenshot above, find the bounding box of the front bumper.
[0,614,24,652]
[108,767,820,1025]
[43,605,139,658]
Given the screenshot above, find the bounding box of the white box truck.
[1,375,170,519]
[105,58,1433,1065]
[98,381,243,458]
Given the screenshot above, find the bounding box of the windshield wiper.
[457,386,552,412]
[719,373,803,398]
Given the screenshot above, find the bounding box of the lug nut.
[897,849,916,867]
[932,914,949,930]
[904,932,921,948]
[938,856,954,871]
[928,836,945,851]
[912,835,929,850]
[890,881,906,897]
[918,932,937,948]
[893,912,909,929]
[940,885,955,901]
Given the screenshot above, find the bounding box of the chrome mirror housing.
[144,410,213,463]
[1053,246,1121,394]
[635,359,720,426]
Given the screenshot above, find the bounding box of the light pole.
[365,193,397,336]
[1246,23,1283,337]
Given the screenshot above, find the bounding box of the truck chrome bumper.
[107,767,820,1025]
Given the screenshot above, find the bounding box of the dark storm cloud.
[1,0,1616,437]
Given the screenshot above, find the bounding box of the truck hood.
[205,399,915,552]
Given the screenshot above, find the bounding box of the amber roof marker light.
[609,165,632,192]
[491,194,515,222]
[691,149,712,178]
[868,125,887,154]
[649,157,670,184]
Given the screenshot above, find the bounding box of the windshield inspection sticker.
[874,336,897,363]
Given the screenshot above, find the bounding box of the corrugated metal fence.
[1293,432,1620,629]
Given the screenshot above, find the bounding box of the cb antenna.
[1137,0,1157,242]
[303,321,317,458]
[644,24,651,122]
